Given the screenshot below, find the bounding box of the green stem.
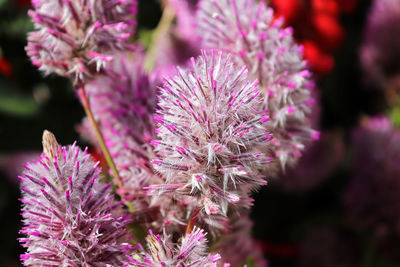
[360,234,376,267]
[144,3,176,71]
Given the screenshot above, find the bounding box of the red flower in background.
[258,239,298,259]
[337,0,358,13]
[13,0,30,9]
[271,0,358,75]
[303,40,334,76]
[0,57,13,78]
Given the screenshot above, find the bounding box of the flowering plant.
[18,0,319,266]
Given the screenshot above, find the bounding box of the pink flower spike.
[19,131,133,266]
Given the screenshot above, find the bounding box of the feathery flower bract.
[130,227,221,266]
[19,131,133,266]
[26,0,137,83]
[151,50,271,218]
[196,0,318,171]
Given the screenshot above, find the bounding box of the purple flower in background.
[218,213,267,267]
[85,51,156,184]
[344,116,400,235]
[19,131,133,266]
[151,50,271,218]
[130,227,221,266]
[196,0,318,171]
[25,0,137,84]
[84,51,162,212]
[361,0,400,92]
[0,151,40,185]
[276,131,344,192]
[297,227,357,267]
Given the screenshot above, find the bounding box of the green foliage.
[0,81,39,117]
[0,0,7,10]
[136,29,155,50]
[241,257,259,267]
[389,104,400,128]
[1,14,33,38]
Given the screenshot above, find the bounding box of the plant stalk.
[144,3,175,71]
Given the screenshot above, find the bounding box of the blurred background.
[2,0,400,266]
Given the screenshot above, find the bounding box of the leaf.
[0,0,7,9]
[389,105,400,128]
[136,29,155,50]
[370,257,400,267]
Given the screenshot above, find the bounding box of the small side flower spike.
[19,130,133,266]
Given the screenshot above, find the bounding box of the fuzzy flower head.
[19,131,133,266]
[26,0,137,84]
[344,116,400,235]
[196,0,318,171]
[361,0,400,92]
[151,50,271,217]
[130,227,221,267]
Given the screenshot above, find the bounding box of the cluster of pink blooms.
[20,0,318,266]
[196,0,319,170]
